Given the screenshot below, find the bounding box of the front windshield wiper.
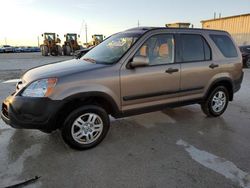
[83,58,96,63]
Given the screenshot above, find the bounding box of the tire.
[65,46,71,56]
[246,58,250,68]
[61,105,110,150]
[57,45,63,56]
[41,46,44,56]
[42,46,49,56]
[201,86,229,117]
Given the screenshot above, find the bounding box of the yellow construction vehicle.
[62,33,81,56]
[40,33,62,56]
[86,34,104,48]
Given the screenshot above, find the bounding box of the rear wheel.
[201,86,229,117]
[61,105,110,150]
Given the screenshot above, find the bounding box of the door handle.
[165,68,179,74]
[209,63,219,69]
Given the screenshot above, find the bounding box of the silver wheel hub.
[212,91,226,113]
[71,113,103,144]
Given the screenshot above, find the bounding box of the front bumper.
[1,95,63,132]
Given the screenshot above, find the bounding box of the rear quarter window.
[210,34,238,58]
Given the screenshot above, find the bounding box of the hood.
[22,59,107,83]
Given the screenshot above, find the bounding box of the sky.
[0,0,249,46]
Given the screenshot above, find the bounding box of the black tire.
[57,45,63,56]
[61,105,110,150]
[41,46,49,56]
[201,86,229,117]
[65,46,71,56]
[63,45,71,56]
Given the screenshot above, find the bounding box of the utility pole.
[137,20,140,27]
[79,19,85,43]
[85,23,88,44]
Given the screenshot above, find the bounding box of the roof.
[201,13,250,23]
[125,27,157,31]
[124,27,226,34]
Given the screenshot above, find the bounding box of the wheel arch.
[205,78,234,101]
[54,92,120,130]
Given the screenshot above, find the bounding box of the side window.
[135,34,175,65]
[210,34,238,58]
[181,34,211,62]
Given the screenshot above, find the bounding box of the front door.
[120,34,181,111]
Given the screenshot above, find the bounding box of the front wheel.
[41,46,49,56]
[64,45,71,56]
[201,86,229,117]
[61,105,110,150]
[57,45,63,56]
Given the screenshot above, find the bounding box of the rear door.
[120,33,181,112]
[178,33,214,102]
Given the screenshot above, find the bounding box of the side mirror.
[57,34,59,37]
[41,34,44,37]
[130,56,149,68]
[78,35,80,37]
[64,35,66,37]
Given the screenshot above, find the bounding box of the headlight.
[21,78,57,97]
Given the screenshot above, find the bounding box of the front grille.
[2,103,8,118]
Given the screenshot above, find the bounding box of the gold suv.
[1,27,244,150]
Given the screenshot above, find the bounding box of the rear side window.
[210,35,238,58]
[181,34,211,62]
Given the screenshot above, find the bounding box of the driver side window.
[135,34,175,65]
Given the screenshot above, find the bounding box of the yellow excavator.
[62,33,81,56]
[40,33,62,56]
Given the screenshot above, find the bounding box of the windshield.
[67,34,76,41]
[45,34,55,41]
[94,35,104,41]
[81,32,141,64]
